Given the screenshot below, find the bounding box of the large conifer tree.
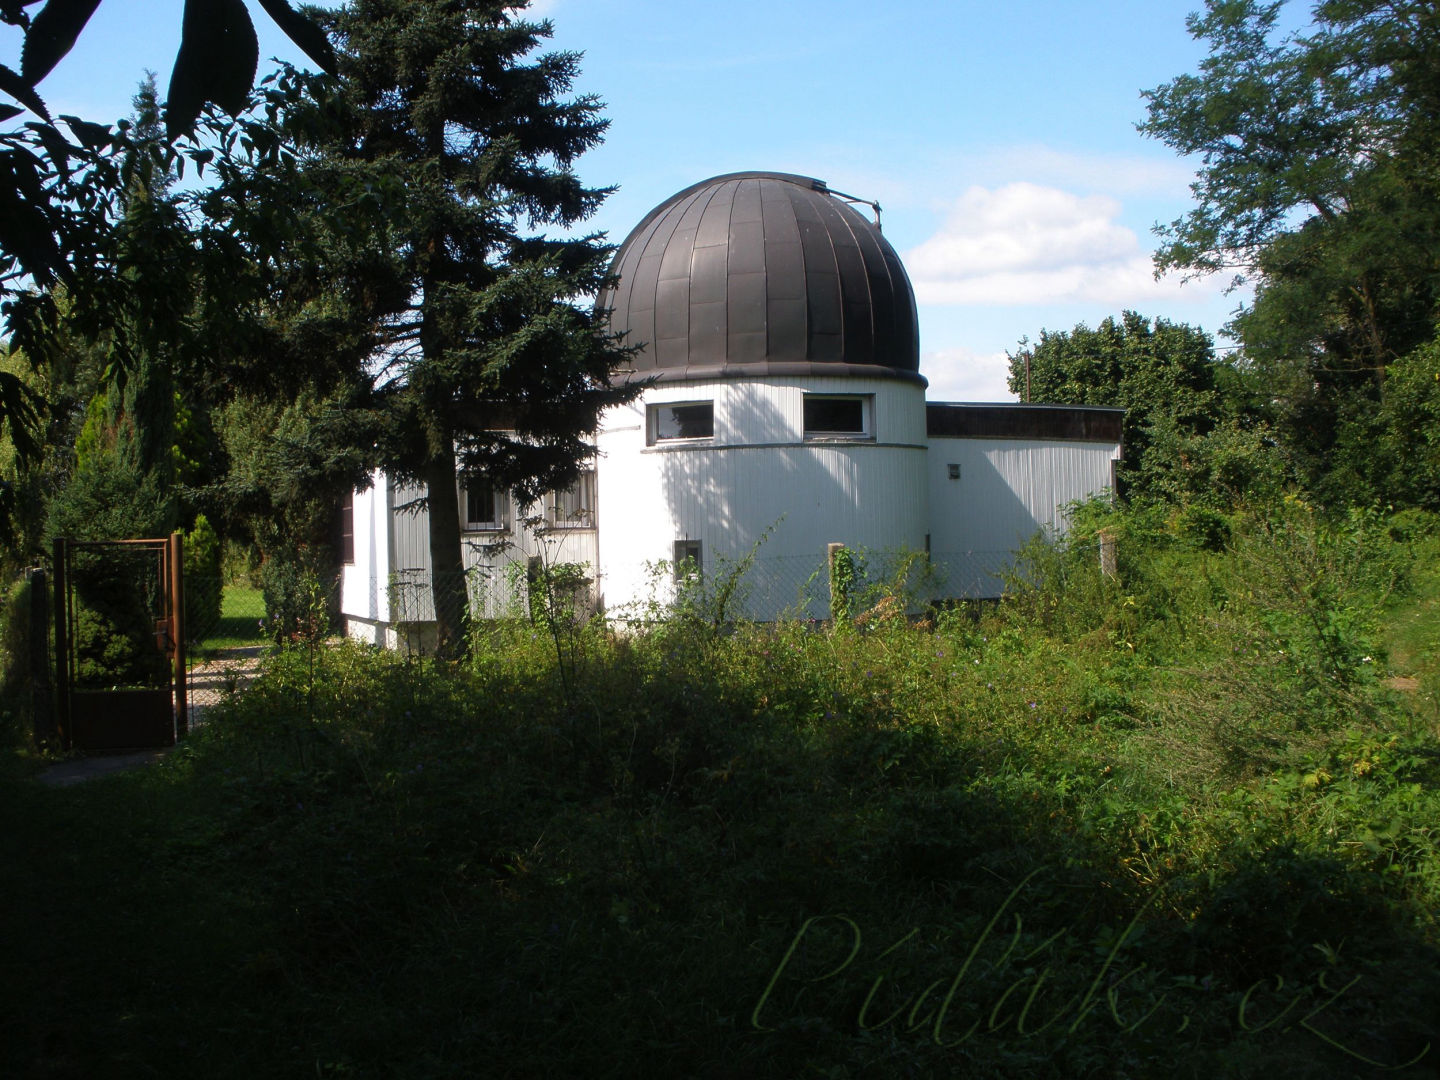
[303,0,636,654]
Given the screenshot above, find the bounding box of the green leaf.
[166,0,259,139]
[20,0,101,86]
[0,62,51,120]
[25,120,72,177]
[0,104,23,123]
[59,113,111,150]
[0,153,63,281]
[255,0,337,76]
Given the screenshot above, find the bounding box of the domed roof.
[599,172,923,385]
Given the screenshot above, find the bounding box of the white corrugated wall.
[596,376,929,620]
[927,437,1120,597]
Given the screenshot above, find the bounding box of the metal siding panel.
[690,300,727,363]
[689,240,728,304]
[654,275,689,359]
[814,196,874,362]
[766,296,807,361]
[763,235,805,299]
[726,269,767,358]
[731,178,763,222]
[727,217,765,275]
[880,245,918,367]
[926,438,1119,598]
[694,180,736,248]
[851,223,898,364]
[597,377,932,621]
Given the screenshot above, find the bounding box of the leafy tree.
[287,0,638,655]
[213,389,372,566]
[1352,333,1440,511]
[1141,0,1440,499]
[1008,311,1257,503]
[0,0,335,543]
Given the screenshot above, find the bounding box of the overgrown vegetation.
[5,0,1440,1075]
[4,501,1438,1077]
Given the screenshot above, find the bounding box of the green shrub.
[260,552,334,645]
[183,513,222,642]
[0,574,40,749]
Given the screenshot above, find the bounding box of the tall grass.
[3,503,1438,1077]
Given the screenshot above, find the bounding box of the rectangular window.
[463,480,508,531]
[339,489,354,564]
[648,401,714,444]
[803,394,872,440]
[549,469,596,528]
[673,539,702,582]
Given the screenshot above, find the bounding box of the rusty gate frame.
[53,533,187,750]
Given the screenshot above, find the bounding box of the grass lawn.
[193,584,267,655]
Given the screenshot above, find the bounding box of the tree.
[1007,312,1246,503]
[0,0,336,543]
[1140,0,1440,499]
[288,0,638,655]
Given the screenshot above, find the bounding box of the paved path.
[36,646,267,787]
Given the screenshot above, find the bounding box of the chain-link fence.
[381,545,1024,644]
[184,571,341,718]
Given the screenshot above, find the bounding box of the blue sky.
[8,0,1274,400]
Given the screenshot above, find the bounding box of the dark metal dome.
[600,172,923,385]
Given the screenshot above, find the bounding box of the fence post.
[52,538,69,749]
[26,567,54,746]
[827,542,847,624]
[171,532,187,739]
[1098,527,1118,581]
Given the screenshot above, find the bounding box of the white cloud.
[975,145,1197,197]
[905,182,1218,307]
[921,347,1017,404]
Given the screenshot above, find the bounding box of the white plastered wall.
[341,469,394,645]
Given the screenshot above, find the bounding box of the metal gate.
[53,534,188,750]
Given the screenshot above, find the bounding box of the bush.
[0,574,42,748]
[184,513,222,642]
[260,552,335,645]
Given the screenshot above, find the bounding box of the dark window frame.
[803,394,873,440]
[648,401,715,444]
[673,538,702,582]
[463,480,509,532]
[548,468,597,528]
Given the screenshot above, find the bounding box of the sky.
[6,0,1279,401]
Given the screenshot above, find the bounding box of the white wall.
[595,376,929,619]
[927,438,1120,597]
[341,470,392,644]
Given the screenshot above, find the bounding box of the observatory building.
[340,172,1121,644]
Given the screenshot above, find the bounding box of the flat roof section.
[926,403,1124,444]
